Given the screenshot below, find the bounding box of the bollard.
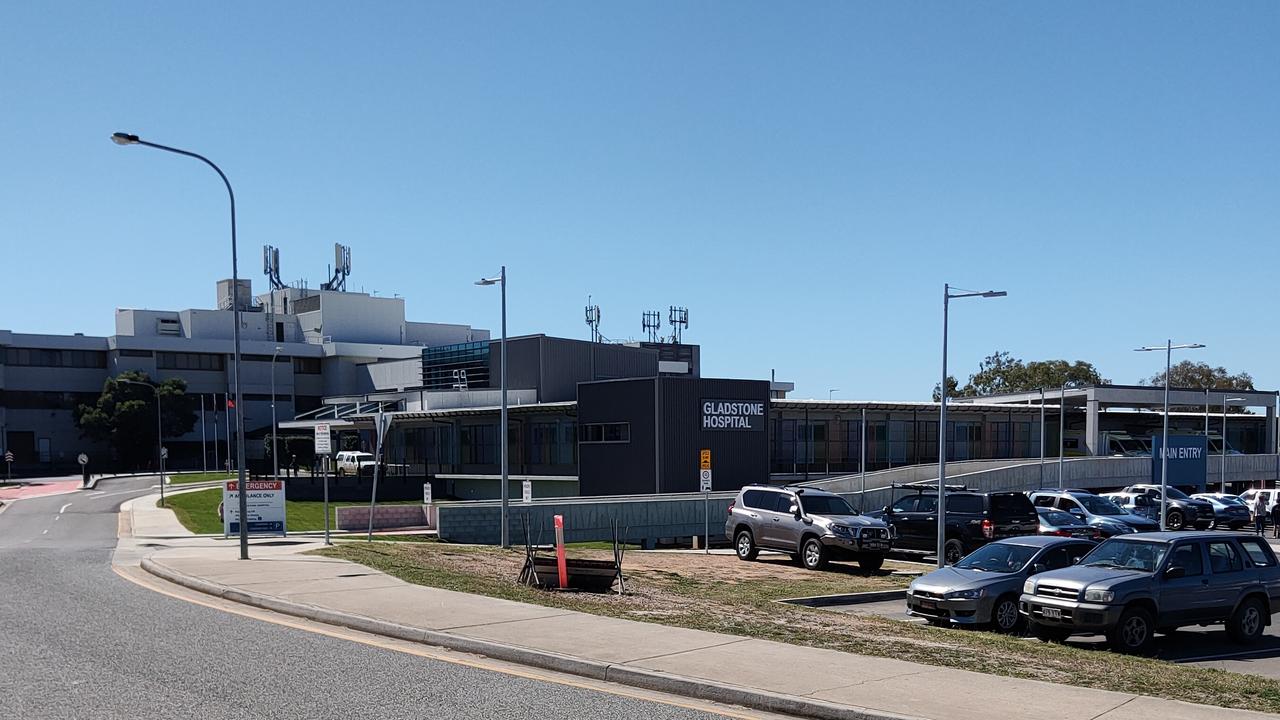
[554,514,568,589]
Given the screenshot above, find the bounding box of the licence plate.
[1042,607,1062,620]
[863,541,888,550]
[919,600,937,609]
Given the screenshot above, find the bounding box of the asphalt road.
[831,591,1280,679]
[0,477,747,720]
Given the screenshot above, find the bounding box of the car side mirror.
[882,505,892,515]
[789,504,802,519]
[1069,509,1084,517]
[1031,563,1047,575]
[1072,557,1081,565]
[1164,566,1186,580]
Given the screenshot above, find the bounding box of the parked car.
[1192,493,1252,531]
[1238,488,1280,516]
[907,536,1096,632]
[334,451,377,477]
[1020,532,1280,653]
[1119,484,1215,530]
[1100,491,1161,522]
[868,486,1038,565]
[726,485,892,571]
[1036,507,1099,539]
[1028,490,1156,536]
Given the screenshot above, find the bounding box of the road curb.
[139,557,924,720]
[778,589,907,608]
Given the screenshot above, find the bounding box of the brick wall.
[336,504,431,531]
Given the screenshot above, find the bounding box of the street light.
[476,267,508,548]
[271,345,283,480]
[1221,396,1245,494]
[117,378,164,504]
[1134,341,1205,530]
[937,284,1006,567]
[828,389,839,401]
[112,131,250,560]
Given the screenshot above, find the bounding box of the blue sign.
[228,521,285,534]
[1150,435,1208,489]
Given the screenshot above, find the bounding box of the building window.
[0,390,100,410]
[117,349,154,358]
[421,341,490,390]
[293,357,322,374]
[4,348,107,368]
[294,395,324,413]
[156,352,224,371]
[460,423,496,464]
[579,422,630,444]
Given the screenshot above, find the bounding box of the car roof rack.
[889,482,969,492]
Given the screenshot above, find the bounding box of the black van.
[869,485,1040,565]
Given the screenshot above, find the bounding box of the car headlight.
[830,525,854,537]
[1023,579,1036,594]
[1084,589,1115,603]
[944,588,985,600]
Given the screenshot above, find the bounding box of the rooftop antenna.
[262,245,284,290]
[321,243,352,291]
[642,310,661,342]
[584,296,602,343]
[668,305,689,343]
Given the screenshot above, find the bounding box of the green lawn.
[158,487,423,534]
[167,471,237,485]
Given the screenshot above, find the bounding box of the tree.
[934,351,1109,400]
[1143,360,1254,392]
[75,371,197,469]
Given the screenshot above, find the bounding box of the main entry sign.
[701,400,765,431]
[1150,435,1208,489]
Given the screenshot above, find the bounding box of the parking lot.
[833,533,1280,680]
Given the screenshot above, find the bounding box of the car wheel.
[1166,509,1185,531]
[734,529,758,561]
[1228,597,1266,645]
[1030,622,1071,643]
[943,539,965,566]
[1107,606,1154,654]
[801,537,829,570]
[991,595,1022,634]
[858,554,885,572]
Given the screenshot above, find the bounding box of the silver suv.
[725,485,893,571]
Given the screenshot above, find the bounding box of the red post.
[554,514,568,589]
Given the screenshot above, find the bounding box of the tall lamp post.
[112,132,250,560]
[1221,396,1245,494]
[937,284,1006,567]
[1134,340,1205,530]
[118,378,165,504]
[271,345,283,479]
[828,389,839,401]
[476,266,508,548]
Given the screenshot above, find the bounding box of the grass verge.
[315,541,1280,715]
[158,487,423,533]
[168,471,237,485]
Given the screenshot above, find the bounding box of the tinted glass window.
[1040,547,1072,570]
[1040,510,1077,527]
[1207,542,1244,574]
[1168,543,1204,577]
[1238,538,1277,567]
[1081,539,1168,573]
[916,495,938,513]
[1077,495,1126,515]
[742,490,768,510]
[955,543,1038,573]
[890,496,918,513]
[774,493,798,513]
[990,494,1033,514]
[1032,495,1057,508]
[1054,497,1079,512]
[800,495,856,516]
[949,495,982,513]
[1066,543,1093,564]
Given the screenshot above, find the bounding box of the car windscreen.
[989,494,1034,515]
[801,495,856,516]
[1164,486,1191,500]
[1039,510,1078,526]
[1218,496,1245,506]
[954,543,1039,573]
[1077,495,1125,516]
[1080,539,1169,573]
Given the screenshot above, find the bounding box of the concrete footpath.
[127,500,1270,720]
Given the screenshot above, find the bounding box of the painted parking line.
[59,503,73,514]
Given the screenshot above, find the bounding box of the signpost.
[422,482,433,506]
[700,449,712,554]
[222,479,286,536]
[315,423,332,545]
[4,450,12,482]
[521,479,532,504]
[77,452,89,487]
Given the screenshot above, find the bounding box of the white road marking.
[42,529,48,534]
[59,503,73,514]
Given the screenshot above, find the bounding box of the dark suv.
[1119,484,1215,531]
[1021,532,1280,653]
[869,486,1039,565]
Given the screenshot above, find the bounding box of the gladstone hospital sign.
[702,399,766,431]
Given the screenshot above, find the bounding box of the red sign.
[225,480,283,492]
[226,398,236,409]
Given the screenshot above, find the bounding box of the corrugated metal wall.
[578,378,658,495]
[660,377,770,492]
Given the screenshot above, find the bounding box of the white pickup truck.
[334,451,377,476]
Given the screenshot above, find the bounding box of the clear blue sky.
[2,3,1277,401]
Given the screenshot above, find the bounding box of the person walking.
[1270,497,1280,539]
[1253,491,1268,535]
